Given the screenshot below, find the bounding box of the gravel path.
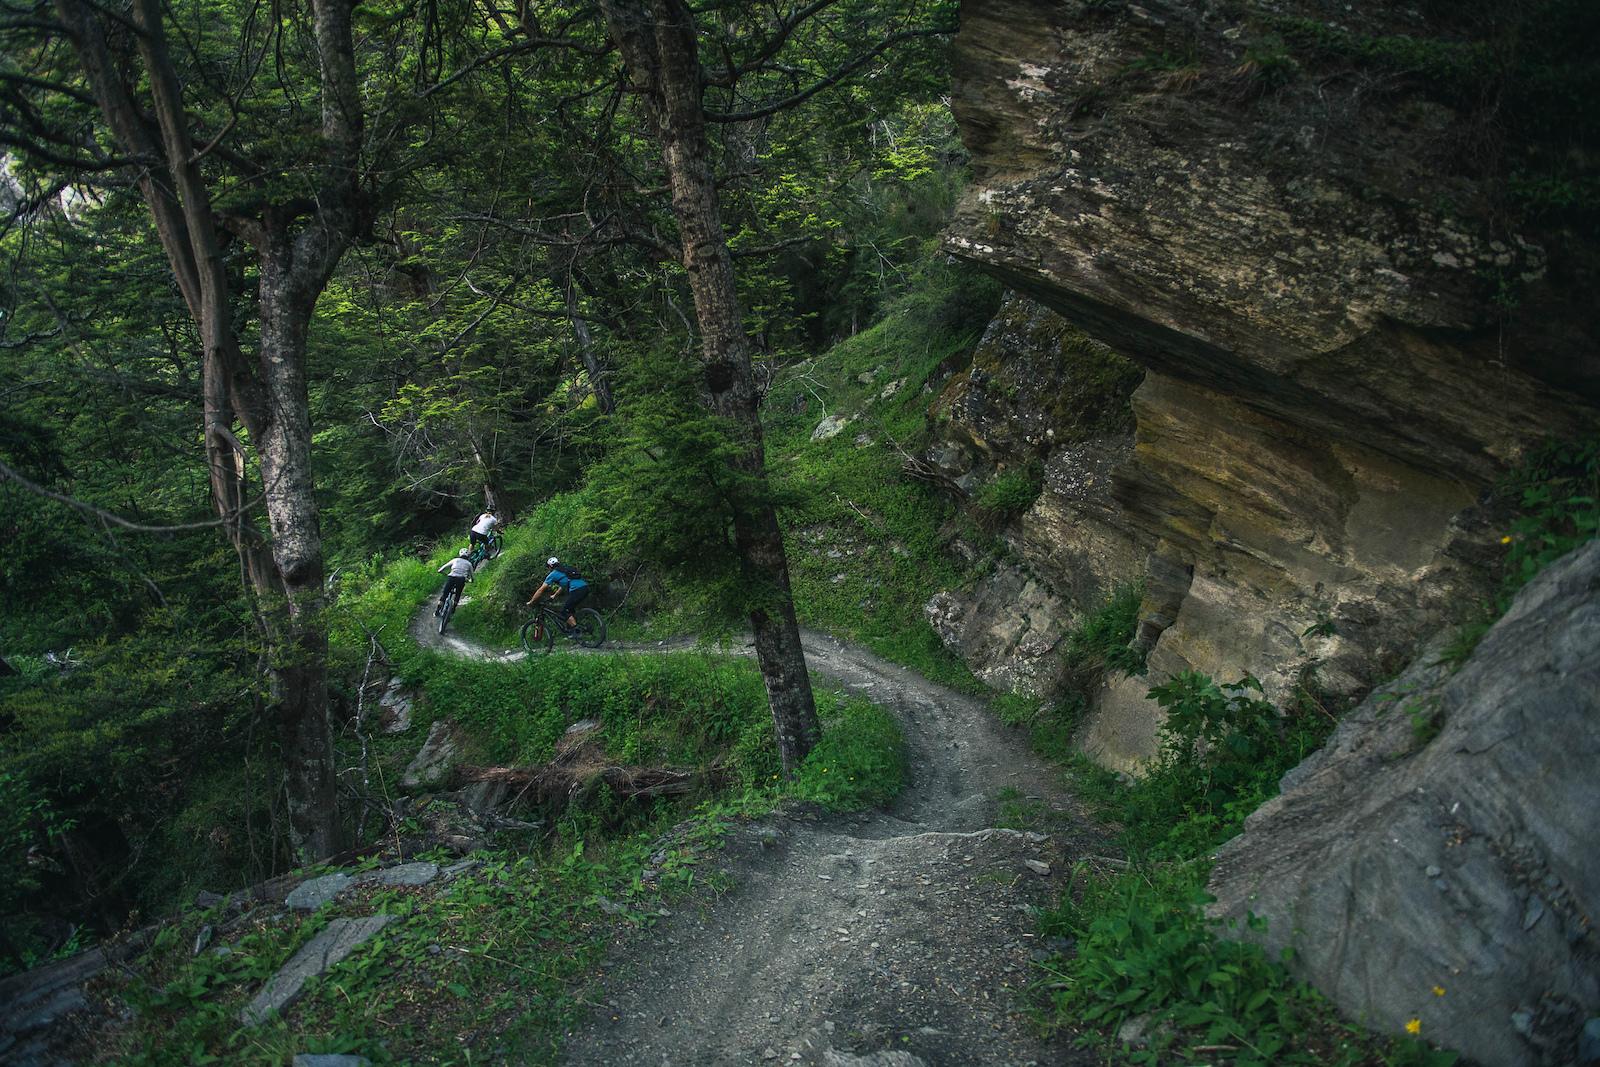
[413,608,1108,1066]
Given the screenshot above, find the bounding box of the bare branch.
[705,26,957,123]
[0,130,149,170]
[419,34,613,100]
[0,455,265,533]
[0,71,99,106]
[730,234,809,259]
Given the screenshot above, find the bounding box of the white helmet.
[547,557,560,567]
[459,549,472,558]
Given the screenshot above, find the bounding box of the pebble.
[1024,859,1050,876]
[1425,865,1442,878]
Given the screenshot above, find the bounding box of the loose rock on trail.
[412,607,1109,1066]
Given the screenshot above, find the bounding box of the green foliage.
[1267,3,1600,231]
[790,696,909,809]
[1067,671,1328,861]
[104,828,708,1066]
[971,462,1044,526]
[1067,584,1147,679]
[584,349,811,635]
[1038,860,1460,1067]
[1042,866,1299,1065]
[1500,434,1600,597]
[1242,40,1303,88]
[1439,432,1600,667]
[1039,664,1459,1065]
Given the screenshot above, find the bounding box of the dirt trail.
[414,609,1106,1066]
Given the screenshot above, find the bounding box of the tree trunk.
[53,0,367,859]
[597,0,820,772]
[256,238,340,860]
[568,287,616,415]
[469,436,512,520]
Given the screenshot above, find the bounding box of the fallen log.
[458,763,727,804]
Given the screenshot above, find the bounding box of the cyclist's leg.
[562,585,590,628]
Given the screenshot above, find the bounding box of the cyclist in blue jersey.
[525,556,589,630]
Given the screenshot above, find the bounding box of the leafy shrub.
[1042,866,1299,1066]
[1440,432,1600,666]
[1042,667,1460,1065]
[971,462,1043,526]
[1065,583,1147,679]
[791,696,908,809]
[1500,434,1599,598]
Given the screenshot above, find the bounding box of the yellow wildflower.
[1501,535,1513,544]
[1406,1018,1422,1035]
[1433,986,1445,996]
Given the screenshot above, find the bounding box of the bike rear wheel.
[573,608,606,648]
[520,615,553,655]
[438,591,456,635]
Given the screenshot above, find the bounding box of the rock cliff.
[940,0,1599,769]
[922,293,1149,694]
[1206,537,1600,1067]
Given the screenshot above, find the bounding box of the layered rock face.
[942,0,1599,768]
[922,293,1149,694]
[1207,538,1600,1067]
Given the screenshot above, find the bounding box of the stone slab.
[373,862,437,887]
[285,872,356,910]
[239,914,396,1026]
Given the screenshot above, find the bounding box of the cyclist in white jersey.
[435,549,475,615]
[468,509,499,553]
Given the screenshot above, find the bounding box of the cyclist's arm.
[525,582,552,606]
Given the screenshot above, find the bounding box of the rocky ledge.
[942,0,1599,768]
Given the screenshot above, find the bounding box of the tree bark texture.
[568,288,616,415]
[53,0,372,859]
[596,0,820,772]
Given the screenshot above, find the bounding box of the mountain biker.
[468,508,499,553]
[526,556,588,630]
[435,549,475,615]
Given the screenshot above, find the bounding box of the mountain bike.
[437,585,462,635]
[520,601,606,654]
[467,531,503,567]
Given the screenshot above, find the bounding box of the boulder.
[930,292,1141,464]
[372,862,438,887]
[925,564,1072,696]
[284,872,356,910]
[401,719,461,787]
[811,414,854,441]
[1207,539,1600,1067]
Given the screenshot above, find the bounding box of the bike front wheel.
[438,592,456,635]
[572,608,607,648]
[520,615,553,655]
[486,534,504,560]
